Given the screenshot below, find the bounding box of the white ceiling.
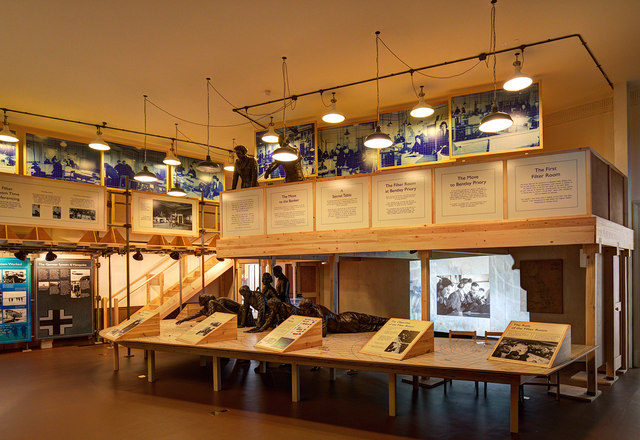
[3,0,639,159]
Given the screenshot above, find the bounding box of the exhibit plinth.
[176,313,237,345]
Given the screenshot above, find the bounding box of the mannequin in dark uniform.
[272,265,291,304]
[231,145,258,189]
[297,299,389,337]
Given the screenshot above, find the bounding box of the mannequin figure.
[231,145,258,189]
[272,265,291,304]
[297,299,389,337]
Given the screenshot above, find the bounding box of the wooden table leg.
[146,350,155,383]
[586,352,598,396]
[259,361,267,374]
[329,368,336,382]
[389,373,397,417]
[212,356,221,391]
[200,356,208,367]
[412,376,419,390]
[510,382,519,433]
[113,343,119,371]
[291,363,300,402]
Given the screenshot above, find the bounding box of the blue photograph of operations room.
[104,142,167,193]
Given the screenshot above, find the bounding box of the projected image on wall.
[435,274,490,318]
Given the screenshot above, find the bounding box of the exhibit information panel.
[507,151,587,219]
[221,188,265,237]
[371,169,432,228]
[0,258,31,344]
[488,321,571,368]
[35,259,94,339]
[266,182,314,234]
[131,191,199,237]
[255,315,322,353]
[176,312,237,345]
[107,310,159,340]
[0,173,106,231]
[315,176,369,231]
[434,161,503,224]
[360,318,434,360]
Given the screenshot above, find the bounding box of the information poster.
[434,161,503,223]
[0,140,17,174]
[254,315,321,352]
[221,188,265,237]
[176,312,236,345]
[507,151,587,219]
[266,182,314,234]
[35,259,93,340]
[372,169,431,228]
[488,321,571,368]
[359,318,433,360]
[315,176,369,231]
[131,191,198,237]
[0,258,31,344]
[0,173,106,231]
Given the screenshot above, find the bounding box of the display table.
[100,320,596,434]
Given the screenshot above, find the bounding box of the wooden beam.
[419,250,431,321]
[583,244,600,396]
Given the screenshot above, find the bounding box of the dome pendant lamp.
[134,95,159,182]
[322,92,345,123]
[0,110,19,143]
[163,124,181,166]
[197,78,221,173]
[88,123,110,151]
[271,57,298,162]
[364,31,392,149]
[410,86,434,118]
[503,52,533,91]
[261,117,279,143]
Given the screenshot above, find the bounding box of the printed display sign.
[434,161,503,223]
[131,191,199,237]
[176,312,237,345]
[0,173,106,231]
[372,169,431,227]
[507,151,587,219]
[107,310,159,340]
[221,188,265,237]
[35,259,94,340]
[254,315,322,353]
[359,318,434,360]
[266,182,314,234]
[0,258,31,344]
[315,176,369,231]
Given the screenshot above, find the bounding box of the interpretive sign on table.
[0,257,31,344]
[107,309,160,341]
[360,318,434,360]
[371,169,431,228]
[131,191,198,237]
[507,151,587,219]
[316,176,369,231]
[266,182,314,234]
[35,259,94,339]
[434,161,503,223]
[254,315,322,353]
[176,312,237,345]
[221,188,264,237]
[0,173,106,231]
[488,321,571,368]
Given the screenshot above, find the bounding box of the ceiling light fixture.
[410,86,434,118]
[197,78,221,173]
[261,117,279,143]
[223,139,235,171]
[167,184,187,197]
[271,57,298,162]
[163,123,181,166]
[167,123,186,196]
[0,110,19,143]
[503,52,533,91]
[364,31,393,149]
[88,123,110,151]
[45,250,57,261]
[14,250,27,261]
[322,92,345,123]
[169,251,180,260]
[133,250,144,261]
[134,95,159,182]
[479,1,513,133]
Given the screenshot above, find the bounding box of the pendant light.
[167,184,186,197]
[410,86,434,118]
[364,31,393,149]
[88,123,110,151]
[134,95,159,182]
[223,139,236,171]
[0,110,19,143]
[271,57,298,162]
[167,124,186,196]
[163,124,181,166]
[261,117,279,143]
[503,52,533,91]
[479,1,513,133]
[196,77,221,173]
[322,92,345,123]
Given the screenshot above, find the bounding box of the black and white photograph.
[317,121,378,178]
[110,317,144,338]
[52,206,61,219]
[3,308,27,323]
[195,321,222,336]
[49,281,61,295]
[397,329,420,344]
[435,274,490,318]
[451,83,540,157]
[384,340,409,354]
[490,337,557,365]
[38,281,50,290]
[379,104,451,169]
[3,291,27,306]
[3,269,27,284]
[32,204,40,217]
[172,155,224,201]
[0,141,17,173]
[69,208,97,221]
[70,269,91,299]
[256,123,316,180]
[152,200,193,231]
[26,133,101,185]
[104,141,167,193]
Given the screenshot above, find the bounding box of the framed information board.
[0,258,31,344]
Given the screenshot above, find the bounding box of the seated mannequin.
[272,265,291,304]
[247,298,299,333]
[297,299,389,337]
[176,295,254,327]
[238,285,268,329]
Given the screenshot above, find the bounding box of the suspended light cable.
[134,95,159,182]
[196,78,221,173]
[271,57,298,162]
[364,31,393,149]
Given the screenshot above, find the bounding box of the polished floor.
[0,344,638,439]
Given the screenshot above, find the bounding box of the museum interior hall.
[1,1,639,439]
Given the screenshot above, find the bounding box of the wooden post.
[418,250,431,321]
[583,244,600,396]
[329,368,336,382]
[212,356,221,391]
[619,249,630,371]
[291,363,300,402]
[113,343,119,371]
[147,350,155,382]
[102,298,108,329]
[510,382,519,433]
[388,373,397,417]
[328,254,339,312]
[113,298,120,325]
